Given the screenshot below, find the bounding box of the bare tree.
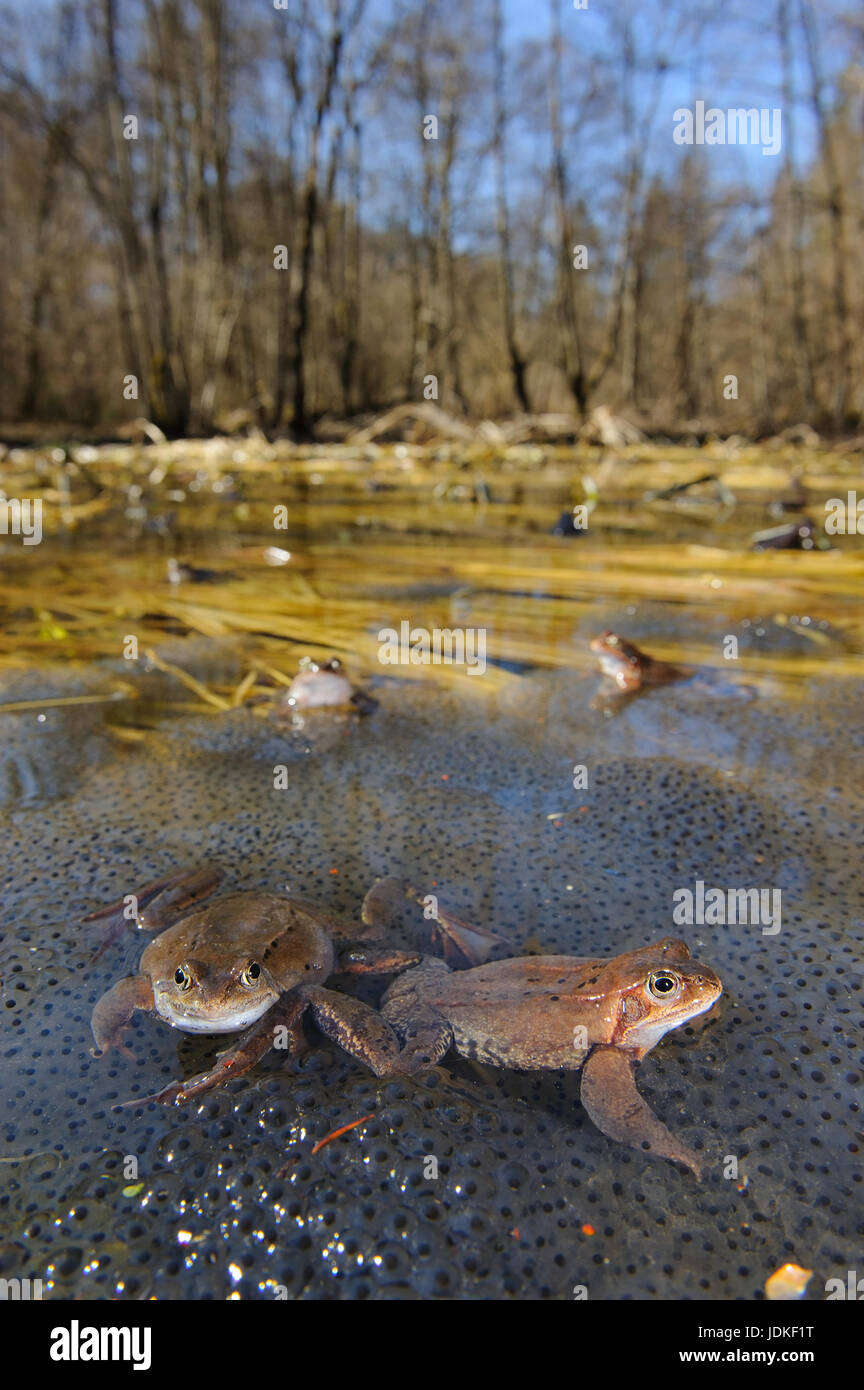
[799,0,857,425]
[491,0,529,412]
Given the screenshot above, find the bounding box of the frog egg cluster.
[0,668,112,807]
[0,664,861,1299]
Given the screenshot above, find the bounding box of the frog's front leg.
[379,965,454,1074]
[385,1005,453,1075]
[121,993,307,1107]
[91,975,155,1057]
[305,985,404,1078]
[85,864,223,962]
[580,1045,703,1179]
[335,944,424,977]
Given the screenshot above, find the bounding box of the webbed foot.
[362,876,503,967]
[387,1005,453,1074]
[85,864,223,962]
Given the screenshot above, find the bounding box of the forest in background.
[0,0,862,439]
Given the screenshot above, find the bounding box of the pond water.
[0,442,861,1299]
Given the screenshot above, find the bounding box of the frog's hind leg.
[361,876,502,967]
[135,865,224,930]
[276,877,416,951]
[305,985,405,1078]
[356,876,407,939]
[85,864,223,962]
[580,1045,703,1179]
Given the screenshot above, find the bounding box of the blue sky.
[4,0,851,207]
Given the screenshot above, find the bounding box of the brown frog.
[590,631,689,693]
[86,866,420,1105]
[380,921,722,1177]
[590,630,754,711]
[275,657,376,716]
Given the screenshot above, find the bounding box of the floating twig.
[311,1113,375,1155]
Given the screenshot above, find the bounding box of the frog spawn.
[0,668,114,805]
[0,664,861,1298]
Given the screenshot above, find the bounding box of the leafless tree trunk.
[799,0,856,424]
[548,0,586,414]
[492,0,529,412]
[18,130,59,417]
[777,0,817,417]
[281,0,361,436]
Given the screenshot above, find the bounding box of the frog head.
[285,656,354,709]
[142,940,283,1033]
[605,938,722,1059]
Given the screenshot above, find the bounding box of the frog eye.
[647,969,681,999]
[174,965,193,991]
[240,962,262,989]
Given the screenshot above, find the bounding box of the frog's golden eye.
[647,969,681,999]
[240,962,262,989]
[174,965,193,991]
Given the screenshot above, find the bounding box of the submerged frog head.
[284,657,355,710]
[604,938,722,1058]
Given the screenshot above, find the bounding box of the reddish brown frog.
[86,866,419,1105]
[380,917,722,1177]
[590,630,754,711]
[590,631,689,693]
